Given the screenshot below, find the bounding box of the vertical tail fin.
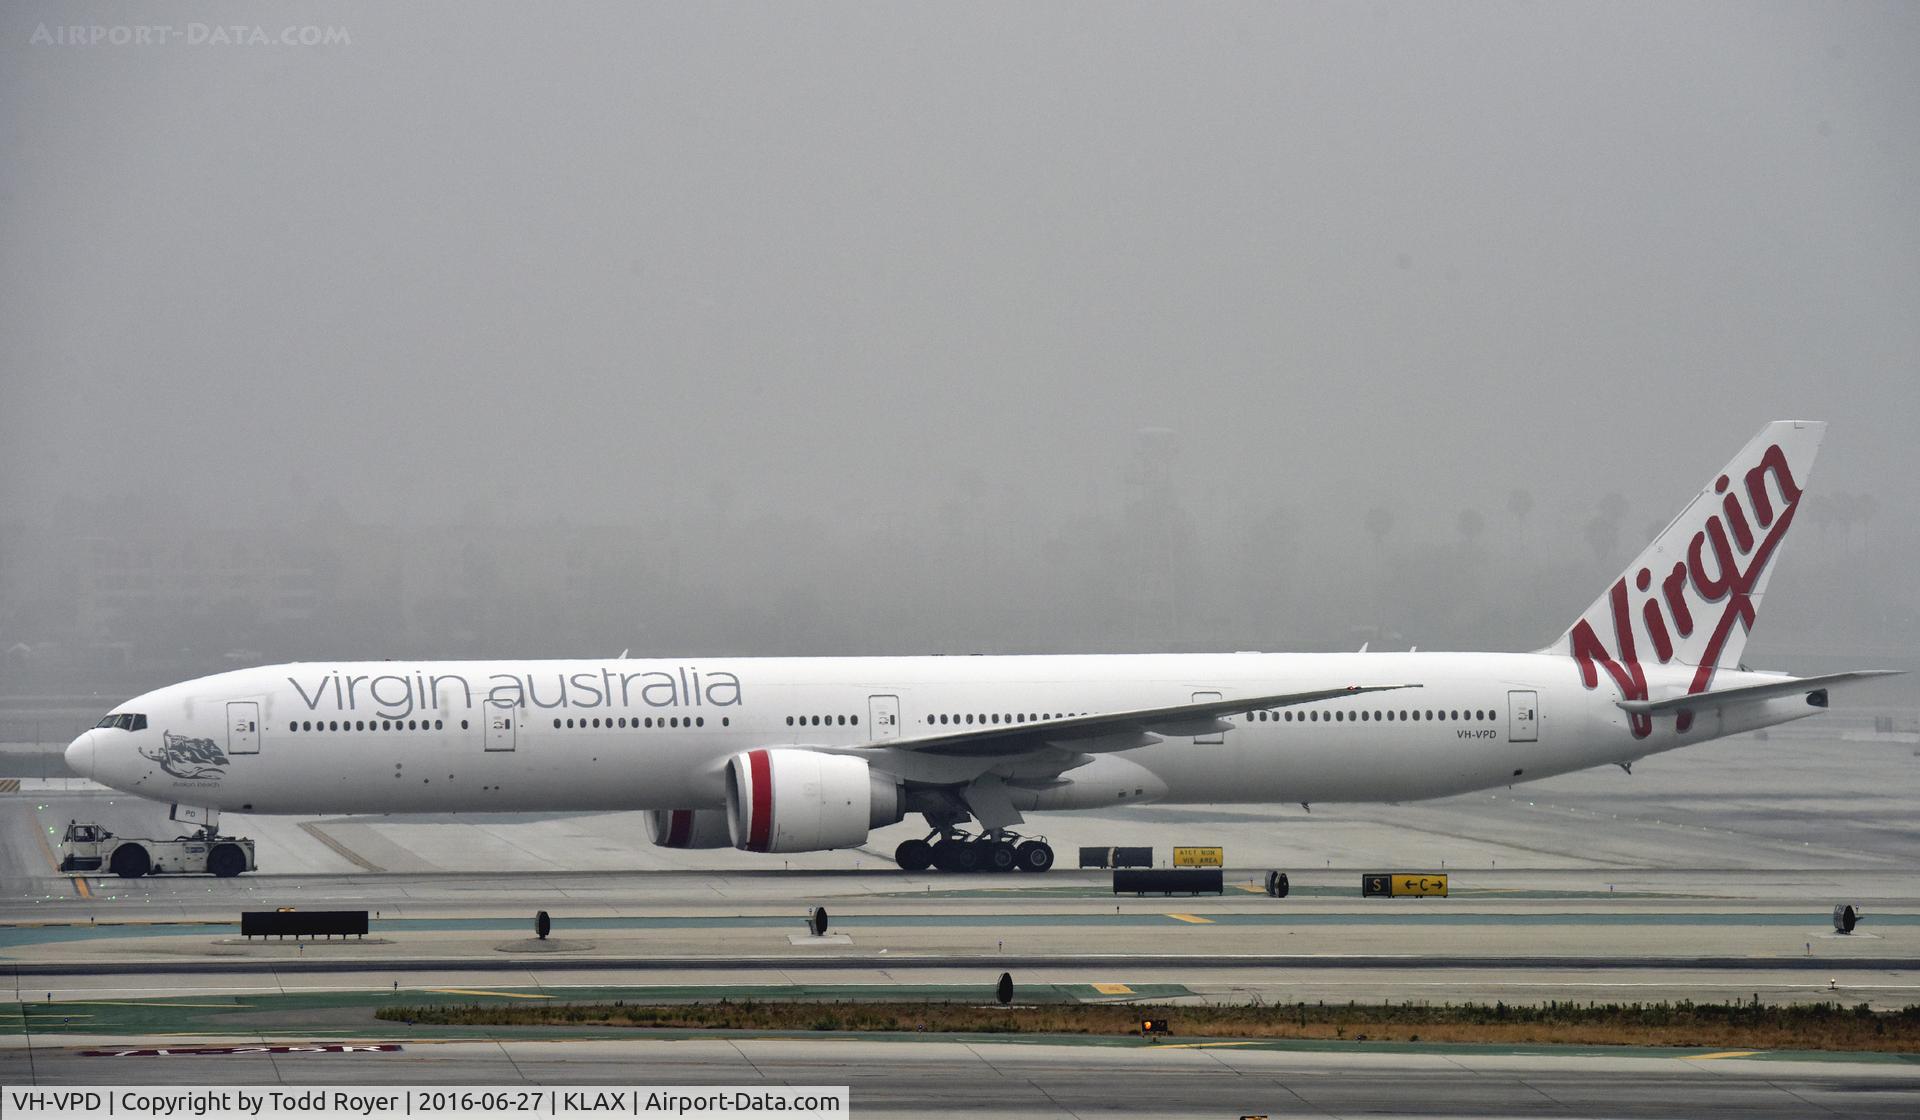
[1548,421,1826,735]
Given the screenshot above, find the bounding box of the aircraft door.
[485,703,517,751]
[1509,690,1539,743]
[868,695,901,741]
[226,701,260,755]
[1191,691,1224,744]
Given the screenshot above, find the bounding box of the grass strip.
[376,997,1920,1053]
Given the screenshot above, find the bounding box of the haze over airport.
[3,2,1916,698]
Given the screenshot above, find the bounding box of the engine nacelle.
[644,808,733,849]
[725,748,903,853]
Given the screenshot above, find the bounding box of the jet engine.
[644,808,733,849]
[725,748,903,853]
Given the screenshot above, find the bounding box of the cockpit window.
[94,713,146,731]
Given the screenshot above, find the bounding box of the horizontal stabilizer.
[1616,670,1904,715]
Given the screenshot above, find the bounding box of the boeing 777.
[65,421,1895,874]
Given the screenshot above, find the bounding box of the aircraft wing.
[861,683,1423,759]
[1615,670,1903,716]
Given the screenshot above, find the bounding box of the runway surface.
[5,1036,1919,1118]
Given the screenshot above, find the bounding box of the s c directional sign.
[1361,872,1448,897]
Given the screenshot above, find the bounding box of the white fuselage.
[69,652,1812,816]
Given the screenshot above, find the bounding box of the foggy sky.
[2,3,1916,678]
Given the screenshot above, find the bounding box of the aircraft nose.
[65,731,96,781]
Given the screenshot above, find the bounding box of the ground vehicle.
[56,820,256,878]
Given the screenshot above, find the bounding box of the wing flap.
[867,682,1422,758]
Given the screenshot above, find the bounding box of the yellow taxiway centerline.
[424,988,553,1000]
[31,817,92,900]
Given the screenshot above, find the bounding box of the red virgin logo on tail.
[1569,443,1804,738]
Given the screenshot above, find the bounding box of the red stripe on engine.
[666,809,691,848]
[747,749,773,852]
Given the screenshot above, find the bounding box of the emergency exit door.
[868,695,901,741]
[485,704,517,751]
[226,701,260,755]
[1509,690,1539,743]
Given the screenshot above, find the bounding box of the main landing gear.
[894,831,1055,873]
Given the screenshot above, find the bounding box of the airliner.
[65,421,1894,876]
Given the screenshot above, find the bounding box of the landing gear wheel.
[894,838,933,872]
[109,844,151,879]
[207,843,246,878]
[1013,840,1055,873]
[932,839,982,873]
[984,841,1018,873]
